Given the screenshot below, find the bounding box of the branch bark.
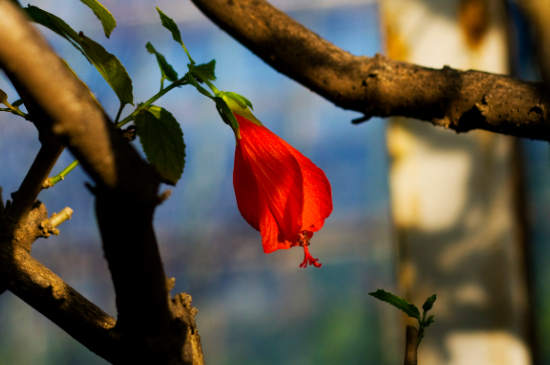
[192,0,550,141]
[0,1,203,363]
[0,208,119,362]
[404,325,418,365]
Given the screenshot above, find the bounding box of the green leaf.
[25,6,88,59]
[369,289,421,319]
[12,99,23,107]
[424,315,435,327]
[146,42,178,82]
[220,93,262,126]
[193,60,216,82]
[156,7,194,65]
[135,106,185,185]
[79,33,134,105]
[422,294,437,312]
[80,0,116,38]
[25,6,133,106]
[0,89,7,105]
[218,91,253,110]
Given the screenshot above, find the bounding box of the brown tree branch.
[0,206,119,362]
[0,1,203,363]
[1,203,203,364]
[0,0,169,326]
[192,0,550,141]
[404,326,418,365]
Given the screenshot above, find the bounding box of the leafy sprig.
[369,289,436,348]
[15,4,251,188]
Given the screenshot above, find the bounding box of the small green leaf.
[424,315,435,327]
[0,89,8,105]
[220,93,262,126]
[135,106,185,185]
[12,99,23,107]
[156,7,194,65]
[369,289,421,319]
[219,91,253,110]
[80,0,117,38]
[193,60,216,81]
[146,42,178,82]
[422,294,437,312]
[79,33,134,105]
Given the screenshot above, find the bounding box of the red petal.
[232,114,332,253]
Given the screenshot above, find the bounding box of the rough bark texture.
[0,1,204,363]
[192,0,550,141]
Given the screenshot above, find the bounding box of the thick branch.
[0,3,204,363]
[0,241,119,362]
[0,204,203,364]
[0,0,170,331]
[192,0,550,141]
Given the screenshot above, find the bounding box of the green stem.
[115,77,188,128]
[114,102,125,124]
[45,77,190,187]
[1,106,27,118]
[44,160,80,188]
[193,72,220,95]
[416,310,427,349]
[202,78,220,94]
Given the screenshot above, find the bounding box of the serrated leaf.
[422,294,437,312]
[156,7,194,65]
[369,289,420,319]
[193,60,216,81]
[25,6,133,106]
[79,33,134,105]
[135,106,185,185]
[80,0,116,38]
[146,42,178,82]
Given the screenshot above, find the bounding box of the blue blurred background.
[0,1,403,364]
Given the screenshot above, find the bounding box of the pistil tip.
[300,244,322,268]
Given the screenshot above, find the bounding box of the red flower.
[231,111,332,268]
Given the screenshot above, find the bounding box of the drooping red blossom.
[231,111,332,268]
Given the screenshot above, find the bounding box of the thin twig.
[7,142,64,228]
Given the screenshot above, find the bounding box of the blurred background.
[0,0,548,364]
